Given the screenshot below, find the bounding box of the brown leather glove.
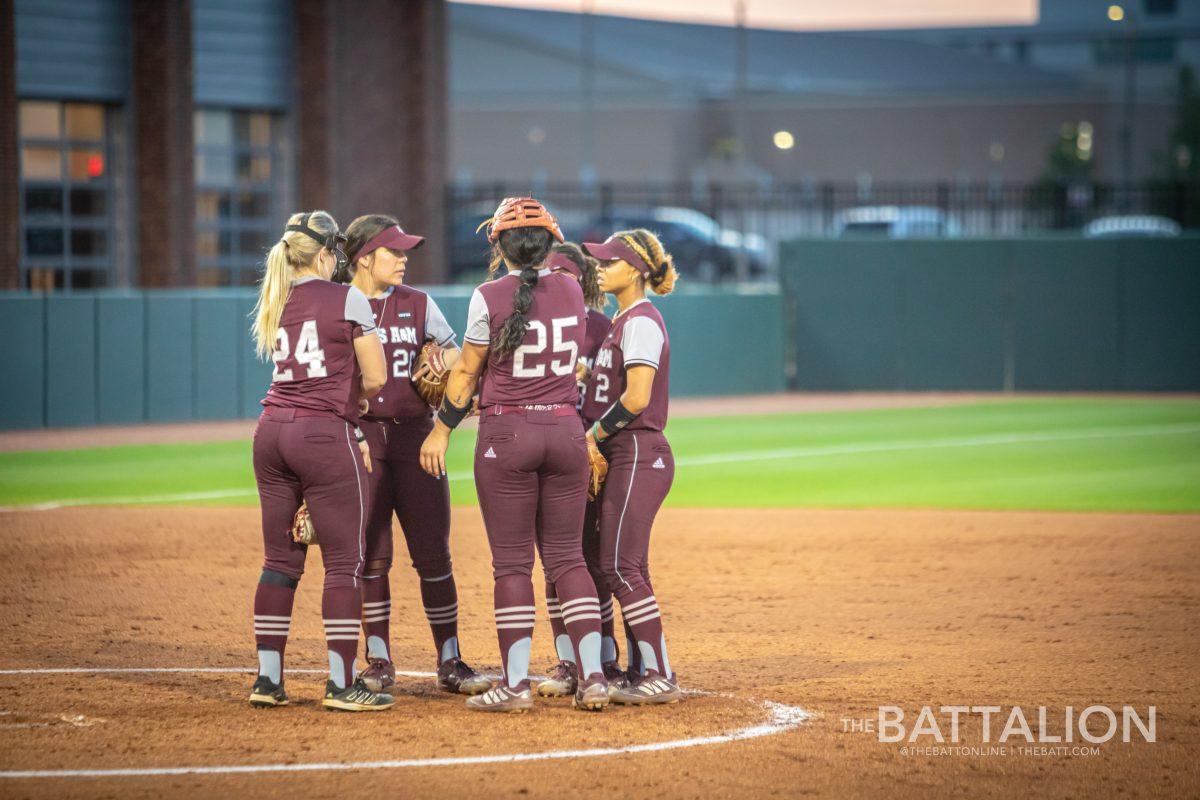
[412,341,450,408]
[291,501,318,545]
[587,437,608,501]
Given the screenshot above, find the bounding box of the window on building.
[1145,0,1176,15]
[18,100,115,290]
[1093,36,1176,65]
[194,109,284,286]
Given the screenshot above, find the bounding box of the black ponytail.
[491,227,554,359]
[553,242,604,311]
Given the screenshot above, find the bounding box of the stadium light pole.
[732,0,750,281]
[580,0,597,190]
[1112,4,1138,209]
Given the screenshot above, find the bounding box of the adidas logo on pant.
[652,457,665,469]
[484,447,497,459]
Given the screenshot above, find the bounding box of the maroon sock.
[322,586,360,690]
[361,573,391,662]
[494,575,535,690]
[420,572,460,664]
[545,579,573,662]
[253,577,296,683]
[616,586,670,679]
[623,616,642,675]
[598,588,617,664]
[553,565,604,681]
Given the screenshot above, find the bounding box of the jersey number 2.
[272,320,327,382]
[513,317,579,378]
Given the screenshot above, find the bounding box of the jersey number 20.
[513,316,578,378]
[272,320,327,382]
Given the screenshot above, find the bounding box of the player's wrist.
[437,394,471,430]
[597,401,638,438]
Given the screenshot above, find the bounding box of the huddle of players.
[248,196,679,714]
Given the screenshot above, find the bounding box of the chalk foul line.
[0,665,812,779]
[5,421,1195,513]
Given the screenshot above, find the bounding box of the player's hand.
[359,397,370,416]
[358,439,372,473]
[420,427,450,478]
[575,359,590,386]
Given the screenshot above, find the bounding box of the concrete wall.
[0,287,785,430]
[780,237,1200,391]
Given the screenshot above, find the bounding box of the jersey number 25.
[513,316,578,378]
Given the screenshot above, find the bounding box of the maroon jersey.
[465,270,586,408]
[581,299,670,432]
[578,309,612,421]
[365,285,456,419]
[262,278,377,423]
[581,309,611,368]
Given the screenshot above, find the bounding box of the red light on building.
[87,154,104,178]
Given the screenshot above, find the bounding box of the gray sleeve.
[621,316,664,369]
[425,296,457,346]
[463,288,490,345]
[345,286,377,334]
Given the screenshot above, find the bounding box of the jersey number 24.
[272,320,327,382]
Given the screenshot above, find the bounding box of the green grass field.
[2,398,1198,513]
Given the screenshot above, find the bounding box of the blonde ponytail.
[251,210,340,360]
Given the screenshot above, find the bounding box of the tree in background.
[1040,121,1095,185]
[1157,65,1200,179]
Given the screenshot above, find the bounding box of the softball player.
[420,198,609,713]
[248,211,393,712]
[538,243,624,697]
[341,214,489,696]
[581,228,682,704]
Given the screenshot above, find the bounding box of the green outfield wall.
[779,237,1200,392]
[0,287,785,430]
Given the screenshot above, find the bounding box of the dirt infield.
[1,505,1197,798]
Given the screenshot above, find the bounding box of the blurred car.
[1083,215,1181,238]
[832,206,961,238]
[585,206,769,282]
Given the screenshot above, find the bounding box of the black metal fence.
[446,180,1200,282]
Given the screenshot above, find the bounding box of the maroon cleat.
[438,657,491,695]
[610,673,683,705]
[602,661,626,683]
[572,675,609,711]
[357,657,396,693]
[537,660,578,697]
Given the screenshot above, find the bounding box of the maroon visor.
[355,225,425,261]
[582,236,651,277]
[546,251,582,279]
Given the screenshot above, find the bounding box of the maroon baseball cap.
[582,236,652,277]
[355,224,425,261]
[546,251,582,279]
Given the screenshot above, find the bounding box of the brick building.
[1,0,447,290]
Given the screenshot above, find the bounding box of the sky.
[449,0,1040,31]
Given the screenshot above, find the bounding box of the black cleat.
[322,678,395,712]
[248,675,288,708]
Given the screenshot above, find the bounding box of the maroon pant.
[361,413,461,664]
[253,410,368,589]
[475,407,605,687]
[252,409,369,688]
[361,414,451,578]
[597,429,675,678]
